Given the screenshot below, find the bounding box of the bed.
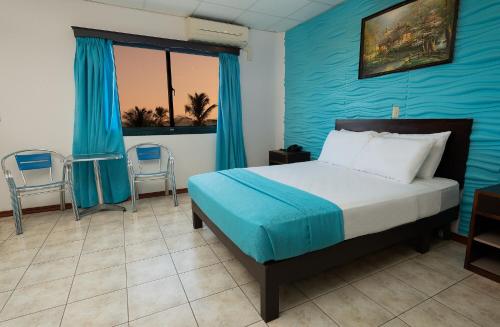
[189,119,473,322]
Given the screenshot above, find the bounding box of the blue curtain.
[73,37,130,208]
[216,53,247,170]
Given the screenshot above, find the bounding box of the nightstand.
[465,184,500,282]
[269,150,310,165]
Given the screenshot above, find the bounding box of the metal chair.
[1,149,69,234]
[126,143,178,212]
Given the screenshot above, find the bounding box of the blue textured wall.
[285,0,500,234]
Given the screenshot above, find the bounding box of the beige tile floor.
[0,193,498,327]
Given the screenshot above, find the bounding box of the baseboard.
[137,188,188,199]
[0,188,188,218]
[0,203,74,218]
[451,231,468,244]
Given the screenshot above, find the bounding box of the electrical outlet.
[392,105,400,119]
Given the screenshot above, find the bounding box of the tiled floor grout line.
[0,213,63,318]
[11,216,194,267]
[166,239,208,254]
[0,224,205,296]
[152,199,201,327]
[376,317,403,327]
[171,236,203,327]
[429,275,485,326]
[375,257,474,325]
[311,300,342,327]
[1,204,489,327]
[243,318,263,327]
[261,247,469,327]
[350,280,426,325]
[15,263,201,311]
[66,286,128,305]
[58,213,92,327]
[122,208,130,325]
[260,253,430,326]
[455,276,496,300]
[5,237,86,267]
[157,203,201,327]
[0,230,13,247]
[0,237,474,326]
[0,305,67,325]
[382,255,471,297]
[214,243,263,325]
[377,276,476,327]
[342,251,468,323]
[126,302,189,326]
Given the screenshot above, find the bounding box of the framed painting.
[359,0,459,79]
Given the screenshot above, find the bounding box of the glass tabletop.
[65,152,123,163]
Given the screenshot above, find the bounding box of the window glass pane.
[114,45,170,127]
[170,52,219,126]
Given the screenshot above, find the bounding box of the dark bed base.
[192,200,458,322]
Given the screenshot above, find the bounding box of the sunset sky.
[113,45,219,120]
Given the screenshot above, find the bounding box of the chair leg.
[135,183,140,200]
[60,186,66,211]
[130,180,137,212]
[13,195,23,235]
[70,195,80,221]
[170,173,178,207]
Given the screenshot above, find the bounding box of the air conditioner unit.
[186,17,249,48]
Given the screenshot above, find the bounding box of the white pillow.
[353,137,435,184]
[382,131,451,179]
[341,129,382,137]
[318,130,375,168]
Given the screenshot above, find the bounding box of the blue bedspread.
[188,169,344,263]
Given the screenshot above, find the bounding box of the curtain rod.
[71,26,240,56]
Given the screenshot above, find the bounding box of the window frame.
[72,27,239,136]
[115,43,220,136]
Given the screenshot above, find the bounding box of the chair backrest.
[127,143,173,174]
[136,146,161,161]
[15,153,52,171]
[2,149,65,187]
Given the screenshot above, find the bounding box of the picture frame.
[358,0,459,79]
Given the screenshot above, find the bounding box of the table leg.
[77,159,126,217]
[93,160,105,205]
[66,164,81,221]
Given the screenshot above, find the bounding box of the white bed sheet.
[247,161,459,240]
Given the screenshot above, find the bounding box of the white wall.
[241,31,285,166]
[0,0,285,211]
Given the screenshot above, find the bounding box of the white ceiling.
[85,0,344,32]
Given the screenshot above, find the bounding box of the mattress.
[248,161,459,240]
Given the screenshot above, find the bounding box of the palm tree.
[153,106,169,127]
[184,92,217,126]
[122,106,155,127]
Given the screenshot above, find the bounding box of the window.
[171,52,218,127]
[114,45,219,135]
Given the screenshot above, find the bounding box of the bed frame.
[191,119,473,322]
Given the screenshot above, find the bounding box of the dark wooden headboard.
[335,119,473,188]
